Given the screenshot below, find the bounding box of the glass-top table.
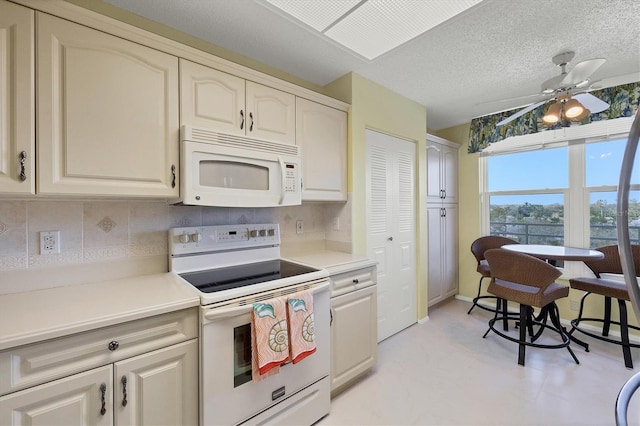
[501,244,604,262]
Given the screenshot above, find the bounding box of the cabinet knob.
[388,236,393,241]
[108,341,119,351]
[352,278,359,284]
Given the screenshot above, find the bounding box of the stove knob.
[250,230,258,238]
[259,229,266,237]
[268,229,275,236]
[190,233,202,243]
[178,233,190,244]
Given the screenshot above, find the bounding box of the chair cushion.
[569,277,630,301]
[488,278,569,308]
[477,260,491,277]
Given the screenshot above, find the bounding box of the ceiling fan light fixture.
[542,103,561,124]
[564,98,585,118]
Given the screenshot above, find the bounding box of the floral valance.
[468,82,640,153]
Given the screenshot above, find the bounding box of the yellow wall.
[325,73,430,320]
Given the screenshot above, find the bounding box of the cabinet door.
[180,59,245,134]
[0,365,113,426]
[296,98,347,201]
[426,205,444,306]
[245,81,295,144]
[330,285,377,393]
[441,145,458,203]
[426,143,443,203]
[442,204,459,297]
[0,2,34,194]
[114,340,198,426]
[37,13,179,197]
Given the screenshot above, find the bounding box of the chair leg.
[548,302,579,365]
[603,296,612,336]
[518,304,527,366]
[502,298,509,331]
[618,299,634,369]
[467,276,485,314]
[483,297,501,338]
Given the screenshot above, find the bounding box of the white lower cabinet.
[0,309,198,426]
[329,266,377,394]
[427,204,459,306]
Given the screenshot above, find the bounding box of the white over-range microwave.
[174,126,302,207]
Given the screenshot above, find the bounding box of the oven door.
[200,280,330,425]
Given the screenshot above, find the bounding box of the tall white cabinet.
[0,1,34,195]
[426,135,459,306]
[366,129,417,342]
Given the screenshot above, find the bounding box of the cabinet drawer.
[0,308,197,396]
[330,267,376,297]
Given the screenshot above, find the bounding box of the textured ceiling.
[102,0,640,130]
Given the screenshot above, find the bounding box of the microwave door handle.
[278,156,286,205]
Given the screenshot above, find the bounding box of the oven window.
[234,324,253,387]
[199,160,269,190]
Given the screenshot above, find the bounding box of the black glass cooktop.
[179,259,319,293]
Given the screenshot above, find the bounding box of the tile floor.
[319,298,640,425]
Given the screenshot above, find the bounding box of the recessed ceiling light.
[264,0,483,60]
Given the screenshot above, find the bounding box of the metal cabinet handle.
[108,341,119,351]
[18,151,27,182]
[352,278,359,284]
[100,383,107,416]
[249,112,254,132]
[388,236,393,241]
[121,376,128,407]
[443,189,447,199]
[240,110,244,130]
[171,164,176,188]
[330,308,333,326]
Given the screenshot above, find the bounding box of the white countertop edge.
[0,298,200,351]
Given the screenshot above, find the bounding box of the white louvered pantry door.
[366,129,417,342]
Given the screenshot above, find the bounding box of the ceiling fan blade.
[496,99,548,126]
[562,58,606,86]
[573,92,610,113]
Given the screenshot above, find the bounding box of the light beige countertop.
[282,248,377,275]
[0,273,200,351]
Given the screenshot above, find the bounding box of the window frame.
[479,116,636,278]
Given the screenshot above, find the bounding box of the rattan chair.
[468,236,519,315]
[569,245,640,369]
[482,248,579,366]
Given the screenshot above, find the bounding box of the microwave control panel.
[284,163,299,193]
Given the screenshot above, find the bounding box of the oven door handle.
[278,155,286,205]
[203,281,330,321]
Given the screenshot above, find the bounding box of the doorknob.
[388,236,393,241]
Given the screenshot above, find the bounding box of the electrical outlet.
[332,217,340,231]
[40,231,60,255]
[570,300,579,311]
[296,220,303,234]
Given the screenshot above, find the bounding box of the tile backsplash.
[0,196,352,272]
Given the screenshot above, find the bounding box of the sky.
[488,138,639,205]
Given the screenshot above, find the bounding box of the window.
[482,118,640,275]
[487,146,568,246]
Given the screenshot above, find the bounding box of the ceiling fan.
[496,51,610,126]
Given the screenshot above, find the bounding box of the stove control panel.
[169,224,280,255]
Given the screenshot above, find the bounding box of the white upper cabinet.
[426,137,458,204]
[295,98,347,201]
[0,2,34,195]
[180,59,295,144]
[37,13,179,197]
